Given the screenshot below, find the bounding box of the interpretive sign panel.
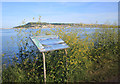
[30,35,69,52]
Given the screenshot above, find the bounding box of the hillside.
[14,22,118,28]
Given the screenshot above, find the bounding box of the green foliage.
[2,24,119,82]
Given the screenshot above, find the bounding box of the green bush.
[2,27,119,82]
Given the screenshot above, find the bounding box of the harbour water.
[0,28,118,65]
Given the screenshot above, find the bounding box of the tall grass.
[2,23,119,82]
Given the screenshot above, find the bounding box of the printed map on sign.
[30,35,69,52]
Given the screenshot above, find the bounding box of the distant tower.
[38,16,42,28]
[39,16,41,22]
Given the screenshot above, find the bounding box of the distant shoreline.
[0,27,54,29]
[0,28,14,29]
[0,26,118,29]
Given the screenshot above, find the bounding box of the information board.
[30,35,69,52]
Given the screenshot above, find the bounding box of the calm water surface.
[0,28,117,65]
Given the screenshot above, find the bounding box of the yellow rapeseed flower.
[53,76,55,78]
[74,61,77,64]
[60,61,63,64]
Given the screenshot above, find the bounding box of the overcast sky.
[1,2,118,28]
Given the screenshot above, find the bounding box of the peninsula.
[13,22,118,29]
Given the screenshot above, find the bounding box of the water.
[0,28,118,65]
[1,28,52,65]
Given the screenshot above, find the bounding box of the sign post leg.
[42,52,46,83]
[65,49,67,55]
[65,49,68,83]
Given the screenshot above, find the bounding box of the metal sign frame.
[29,35,69,83]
